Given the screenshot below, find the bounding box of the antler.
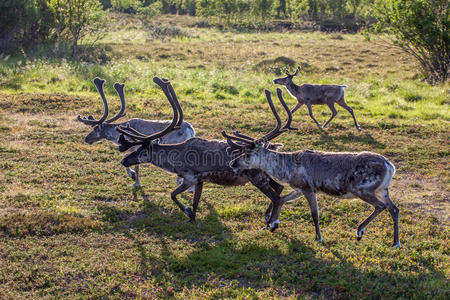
[164,78,183,128]
[233,131,254,141]
[276,88,297,131]
[252,90,285,145]
[77,78,109,126]
[105,82,126,123]
[224,89,297,151]
[117,77,180,145]
[285,66,300,77]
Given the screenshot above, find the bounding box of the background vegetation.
[0,3,448,300]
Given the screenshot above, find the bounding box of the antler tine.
[93,77,109,124]
[105,82,126,123]
[77,77,109,126]
[117,123,148,140]
[133,76,179,142]
[253,90,283,144]
[233,130,255,141]
[285,66,300,77]
[166,81,183,128]
[221,130,254,144]
[276,88,298,131]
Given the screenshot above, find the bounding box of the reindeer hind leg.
[171,180,197,221]
[323,103,338,129]
[337,98,360,131]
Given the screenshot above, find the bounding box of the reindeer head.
[77,78,126,144]
[273,66,300,86]
[223,88,297,171]
[118,77,183,167]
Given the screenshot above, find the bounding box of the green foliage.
[0,0,55,52]
[137,1,163,17]
[373,0,449,83]
[63,0,107,59]
[110,0,142,13]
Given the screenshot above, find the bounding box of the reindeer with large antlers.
[117,77,287,224]
[77,78,195,187]
[273,66,361,131]
[224,88,400,247]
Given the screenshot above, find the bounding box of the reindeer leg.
[382,189,400,248]
[354,191,387,242]
[323,103,338,129]
[301,188,322,242]
[306,103,322,129]
[191,182,203,222]
[126,167,136,181]
[133,165,141,187]
[291,102,303,114]
[337,98,361,131]
[265,178,284,223]
[171,181,196,221]
[178,177,195,194]
[267,191,302,231]
[246,172,283,229]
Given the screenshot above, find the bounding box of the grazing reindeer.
[224,88,400,247]
[273,66,361,131]
[77,77,195,187]
[117,77,286,224]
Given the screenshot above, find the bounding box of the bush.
[372,0,449,84]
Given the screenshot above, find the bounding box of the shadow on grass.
[96,188,447,298]
[314,132,386,150]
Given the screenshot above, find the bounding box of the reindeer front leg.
[170,179,197,222]
[301,188,322,242]
[306,103,322,129]
[267,190,302,231]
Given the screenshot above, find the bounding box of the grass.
[0,14,449,299]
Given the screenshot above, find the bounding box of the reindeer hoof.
[265,213,271,224]
[184,207,195,221]
[269,220,280,232]
[357,227,366,241]
[128,171,136,181]
[392,242,401,248]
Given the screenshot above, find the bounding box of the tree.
[65,0,106,60]
[373,0,449,84]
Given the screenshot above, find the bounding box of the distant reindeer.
[117,77,287,224]
[273,66,361,131]
[224,88,400,247]
[77,78,195,187]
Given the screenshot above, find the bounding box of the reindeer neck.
[285,81,300,98]
[255,149,293,183]
[105,124,121,144]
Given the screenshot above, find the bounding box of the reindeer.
[273,66,361,131]
[117,77,289,224]
[223,88,400,247]
[77,77,195,187]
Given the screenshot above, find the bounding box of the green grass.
[0,14,449,299]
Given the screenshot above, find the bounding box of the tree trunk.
[72,36,79,60]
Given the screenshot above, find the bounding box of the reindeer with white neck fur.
[77,78,195,187]
[223,88,400,247]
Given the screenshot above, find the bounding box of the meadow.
[0,14,448,299]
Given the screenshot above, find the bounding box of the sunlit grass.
[0,13,448,299]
